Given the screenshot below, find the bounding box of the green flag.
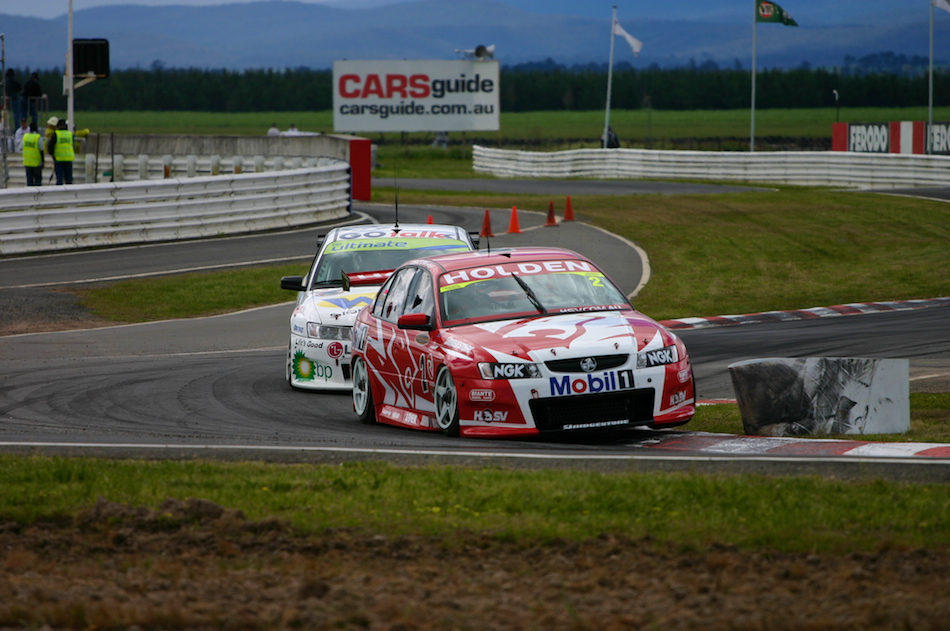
[756,0,798,25]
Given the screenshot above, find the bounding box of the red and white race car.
[350,247,695,437]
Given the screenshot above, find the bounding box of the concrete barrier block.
[728,357,910,436]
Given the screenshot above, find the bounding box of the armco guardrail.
[0,163,351,256]
[472,145,950,189]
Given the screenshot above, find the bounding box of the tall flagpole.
[929,0,934,154]
[67,0,75,133]
[603,5,617,149]
[750,1,757,152]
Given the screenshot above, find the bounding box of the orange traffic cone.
[507,206,522,234]
[427,214,434,224]
[544,200,558,227]
[564,196,575,221]
[480,209,494,237]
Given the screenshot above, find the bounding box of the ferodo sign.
[848,123,889,153]
[333,60,500,133]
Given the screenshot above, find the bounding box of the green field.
[4,456,950,554]
[59,106,950,147]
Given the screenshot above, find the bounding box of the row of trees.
[10,64,949,113]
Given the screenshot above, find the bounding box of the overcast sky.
[0,0,402,20]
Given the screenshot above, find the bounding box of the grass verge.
[3,456,949,554]
[75,188,950,323]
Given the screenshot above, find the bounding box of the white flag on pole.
[935,0,950,14]
[613,19,643,56]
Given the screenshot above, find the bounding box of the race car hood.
[296,286,379,325]
[440,311,674,363]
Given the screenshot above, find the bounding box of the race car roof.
[324,224,473,244]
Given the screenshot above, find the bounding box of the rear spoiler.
[342,269,394,291]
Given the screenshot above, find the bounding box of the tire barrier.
[472,145,950,189]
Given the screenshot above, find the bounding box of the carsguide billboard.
[333,60,500,133]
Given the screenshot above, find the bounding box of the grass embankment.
[4,456,950,554]
[63,106,950,145]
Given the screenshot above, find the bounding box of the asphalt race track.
[1,184,949,479]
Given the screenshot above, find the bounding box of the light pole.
[833,89,839,123]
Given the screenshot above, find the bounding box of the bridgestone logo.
[563,419,629,430]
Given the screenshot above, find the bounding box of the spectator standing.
[267,122,280,136]
[22,122,44,187]
[14,117,29,153]
[22,72,43,128]
[48,118,75,185]
[4,69,23,129]
[45,116,59,140]
[605,126,620,149]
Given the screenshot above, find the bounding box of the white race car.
[280,223,478,390]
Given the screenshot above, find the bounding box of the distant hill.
[2,0,947,72]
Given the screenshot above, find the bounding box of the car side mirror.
[280,275,305,291]
[397,313,432,330]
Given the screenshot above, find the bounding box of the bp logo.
[292,350,333,381]
[758,1,775,18]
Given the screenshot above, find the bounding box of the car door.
[373,267,417,406]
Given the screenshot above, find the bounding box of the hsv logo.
[550,370,635,396]
[473,410,508,422]
[670,390,687,406]
[580,358,597,373]
[327,342,345,359]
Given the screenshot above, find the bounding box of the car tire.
[286,343,297,389]
[352,356,377,425]
[434,366,460,437]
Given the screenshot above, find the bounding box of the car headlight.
[637,344,679,369]
[478,362,541,379]
[307,323,352,340]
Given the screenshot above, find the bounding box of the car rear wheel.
[434,366,460,437]
[352,356,377,424]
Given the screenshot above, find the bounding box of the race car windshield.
[440,264,629,324]
[311,238,470,286]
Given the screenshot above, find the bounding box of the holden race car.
[280,223,477,390]
[350,246,695,437]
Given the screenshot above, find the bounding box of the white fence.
[0,163,351,256]
[473,145,950,189]
[4,153,343,187]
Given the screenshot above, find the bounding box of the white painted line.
[910,372,950,382]
[1,212,374,289]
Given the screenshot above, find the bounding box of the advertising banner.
[929,121,950,155]
[847,123,889,153]
[333,60,500,133]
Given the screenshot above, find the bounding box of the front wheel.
[352,356,377,424]
[434,366,460,437]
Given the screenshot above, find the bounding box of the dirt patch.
[0,288,122,336]
[1,498,948,630]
